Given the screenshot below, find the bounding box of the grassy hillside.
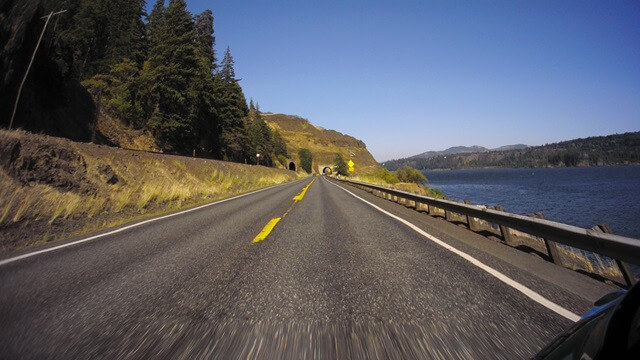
[0,130,302,254]
[263,113,381,174]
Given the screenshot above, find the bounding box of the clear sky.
[178,0,639,161]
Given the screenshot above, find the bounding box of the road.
[0,176,614,359]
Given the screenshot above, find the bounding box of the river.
[424,166,640,239]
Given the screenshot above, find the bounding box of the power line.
[9,10,67,130]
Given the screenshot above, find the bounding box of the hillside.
[384,132,640,170]
[0,130,301,254]
[407,144,528,161]
[263,114,381,174]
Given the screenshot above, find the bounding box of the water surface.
[424,166,640,239]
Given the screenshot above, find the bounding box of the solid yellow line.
[293,178,316,202]
[252,217,282,243]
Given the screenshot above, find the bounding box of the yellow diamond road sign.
[348,160,354,168]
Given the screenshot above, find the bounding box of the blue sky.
[178,0,639,161]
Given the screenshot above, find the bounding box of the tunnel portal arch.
[289,162,296,171]
[322,167,333,175]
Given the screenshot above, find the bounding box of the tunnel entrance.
[322,167,332,175]
[289,162,296,171]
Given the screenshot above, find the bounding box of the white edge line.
[0,180,302,267]
[326,178,581,323]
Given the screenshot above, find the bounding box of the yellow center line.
[293,178,315,202]
[252,217,282,243]
[252,178,316,244]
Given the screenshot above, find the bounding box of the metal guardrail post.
[594,224,637,287]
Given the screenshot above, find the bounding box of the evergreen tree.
[141,0,200,151]
[101,0,147,69]
[334,154,349,176]
[44,0,147,79]
[147,0,166,47]
[273,130,288,158]
[195,10,216,74]
[298,148,313,174]
[214,46,249,161]
[249,111,274,166]
[219,47,236,80]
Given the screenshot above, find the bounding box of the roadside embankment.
[0,130,303,254]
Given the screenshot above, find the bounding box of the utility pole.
[9,10,66,130]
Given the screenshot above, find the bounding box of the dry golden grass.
[263,113,381,175]
[350,174,446,199]
[560,247,622,280]
[0,129,304,253]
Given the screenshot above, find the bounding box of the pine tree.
[44,0,147,79]
[273,130,288,158]
[249,111,274,166]
[195,10,216,74]
[104,0,147,68]
[214,46,249,161]
[219,47,236,80]
[141,0,200,151]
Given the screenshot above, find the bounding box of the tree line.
[41,0,286,165]
[384,132,640,171]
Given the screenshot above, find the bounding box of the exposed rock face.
[0,131,95,194]
[0,0,94,141]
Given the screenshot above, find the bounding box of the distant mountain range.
[382,132,640,170]
[410,144,529,160]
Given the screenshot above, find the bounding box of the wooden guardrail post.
[530,213,564,266]
[445,209,455,222]
[337,179,640,269]
[494,206,515,245]
[464,200,482,232]
[593,224,637,288]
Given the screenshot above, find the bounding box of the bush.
[277,154,287,167]
[374,169,399,184]
[396,166,427,184]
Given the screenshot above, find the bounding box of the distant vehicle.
[533,282,640,359]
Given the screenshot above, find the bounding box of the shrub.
[396,166,427,184]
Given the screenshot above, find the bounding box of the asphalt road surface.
[0,176,615,359]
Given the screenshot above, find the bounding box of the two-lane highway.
[0,176,613,359]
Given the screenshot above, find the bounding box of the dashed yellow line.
[252,178,315,244]
[293,178,315,202]
[252,217,282,243]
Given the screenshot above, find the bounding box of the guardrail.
[334,178,640,288]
